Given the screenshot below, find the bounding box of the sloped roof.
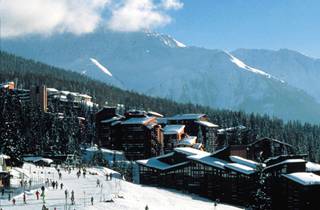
[122,116,155,125]
[195,121,218,128]
[168,114,206,121]
[163,125,185,135]
[283,172,320,186]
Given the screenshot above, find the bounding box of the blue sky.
[158,0,320,57]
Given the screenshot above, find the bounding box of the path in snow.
[0,163,243,210]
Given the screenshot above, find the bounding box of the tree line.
[1,51,320,162]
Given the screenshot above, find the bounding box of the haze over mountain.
[2,30,320,123]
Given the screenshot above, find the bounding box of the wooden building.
[187,149,228,201]
[95,107,124,149]
[162,125,185,154]
[121,115,163,160]
[195,120,218,152]
[167,114,218,152]
[281,172,320,210]
[167,114,208,136]
[247,138,295,161]
[137,147,200,190]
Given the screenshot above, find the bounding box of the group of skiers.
[5,166,121,208]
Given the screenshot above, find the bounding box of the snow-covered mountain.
[3,31,320,123]
[232,48,320,103]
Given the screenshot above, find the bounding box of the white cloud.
[107,0,174,32]
[0,0,109,38]
[0,0,183,38]
[161,0,184,10]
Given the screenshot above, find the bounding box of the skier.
[71,190,75,205]
[91,196,94,205]
[23,192,27,204]
[36,190,40,200]
[65,189,68,200]
[145,205,149,210]
[59,172,62,180]
[96,179,100,187]
[60,182,64,190]
[55,181,59,189]
[12,198,16,205]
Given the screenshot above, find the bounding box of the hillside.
[1,51,320,161]
[3,31,320,123]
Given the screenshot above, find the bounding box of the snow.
[225,163,256,175]
[174,147,208,156]
[172,38,187,48]
[306,162,320,172]
[188,154,228,170]
[136,153,189,171]
[90,58,113,77]
[163,125,185,135]
[147,111,164,118]
[195,121,219,128]
[168,114,206,121]
[226,52,285,83]
[122,116,154,125]
[264,159,306,170]
[177,136,197,146]
[23,157,53,164]
[230,156,262,169]
[82,147,126,163]
[1,163,243,210]
[283,172,320,186]
[100,116,122,124]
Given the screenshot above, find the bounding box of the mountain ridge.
[2,31,320,122]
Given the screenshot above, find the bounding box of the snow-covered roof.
[264,159,306,170]
[177,136,197,146]
[283,172,320,186]
[163,125,185,135]
[195,121,218,128]
[85,146,124,155]
[24,157,53,164]
[0,154,10,159]
[137,153,189,171]
[122,116,154,125]
[147,111,164,118]
[47,88,59,92]
[168,114,206,121]
[306,162,320,172]
[230,156,262,169]
[218,125,246,133]
[157,118,168,124]
[174,147,208,156]
[78,94,92,99]
[225,163,256,175]
[188,154,228,170]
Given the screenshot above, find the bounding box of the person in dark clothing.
[36,190,40,200]
[91,196,94,205]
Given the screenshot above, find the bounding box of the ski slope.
[0,163,243,210]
